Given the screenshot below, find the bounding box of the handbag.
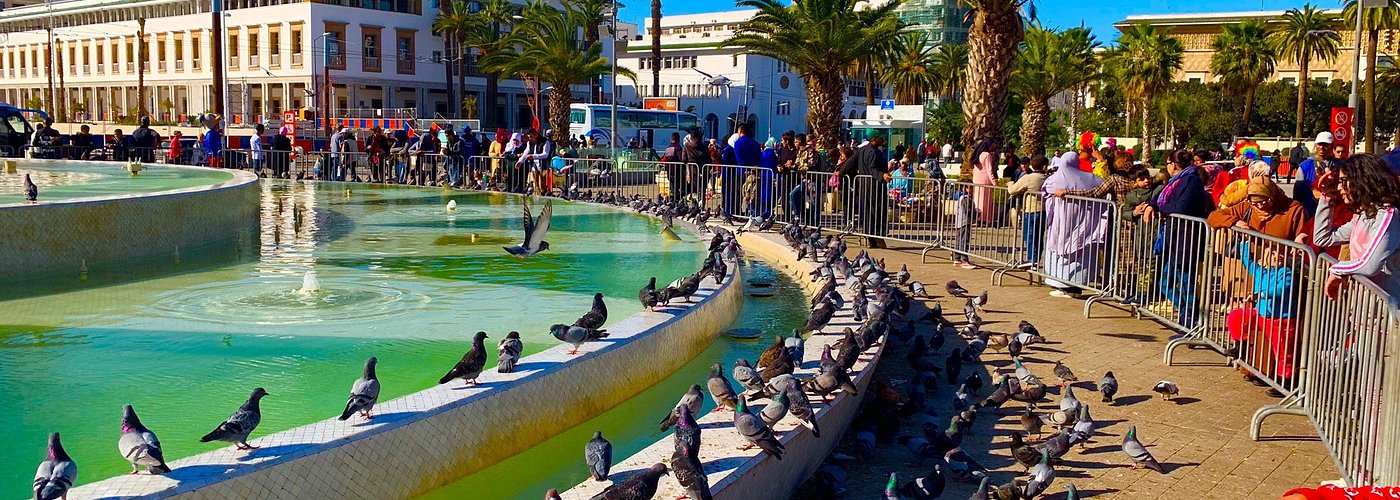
[828,172,841,189]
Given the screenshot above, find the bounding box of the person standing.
[1008,155,1049,268]
[1294,132,1337,214]
[131,116,161,163]
[1286,141,1306,182]
[722,124,762,216]
[1041,152,1109,298]
[327,127,344,181]
[488,128,508,185]
[71,124,95,160]
[199,114,223,169]
[271,127,293,178]
[680,131,710,202]
[1313,153,1400,300]
[662,132,684,198]
[519,129,555,195]
[1144,149,1212,332]
[460,126,480,187]
[840,134,890,248]
[443,130,463,188]
[250,124,267,174]
[773,131,799,220]
[972,148,998,224]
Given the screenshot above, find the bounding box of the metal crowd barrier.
[938,180,1024,272]
[1025,194,1120,308]
[1124,214,1210,356]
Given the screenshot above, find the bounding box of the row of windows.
[0,25,307,78]
[638,55,698,70]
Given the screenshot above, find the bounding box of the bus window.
[679,114,699,131]
[591,110,612,128]
[619,111,644,129]
[569,109,586,125]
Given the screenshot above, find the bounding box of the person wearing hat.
[199,113,223,169]
[1293,131,1337,214]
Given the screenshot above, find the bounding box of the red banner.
[1330,107,1355,156]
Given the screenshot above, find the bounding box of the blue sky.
[618,0,1327,45]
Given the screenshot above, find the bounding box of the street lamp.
[606,1,622,164]
[313,32,334,136]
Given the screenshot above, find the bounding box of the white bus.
[568,104,700,149]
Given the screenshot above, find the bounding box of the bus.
[568,104,700,149]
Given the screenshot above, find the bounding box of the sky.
[617,0,1328,45]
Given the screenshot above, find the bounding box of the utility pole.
[211,0,225,118]
[45,27,55,119]
[137,17,148,117]
[323,34,333,136]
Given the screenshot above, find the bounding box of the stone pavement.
[824,242,1337,499]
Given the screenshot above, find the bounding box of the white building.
[0,0,624,132]
[615,9,869,142]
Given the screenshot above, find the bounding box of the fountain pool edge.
[0,159,259,280]
[67,207,742,500]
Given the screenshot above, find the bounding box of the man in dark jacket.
[841,134,890,247]
[680,130,710,202]
[130,116,160,163]
[721,123,763,215]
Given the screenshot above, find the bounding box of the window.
[174,36,183,70]
[269,30,281,66]
[570,109,586,124]
[192,33,201,70]
[228,31,240,68]
[291,26,303,66]
[732,54,738,66]
[1281,77,1296,85]
[249,30,260,67]
[396,30,415,74]
[363,31,380,71]
[126,40,134,72]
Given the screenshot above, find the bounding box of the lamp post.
[1347,7,1363,151]
[313,32,334,136]
[608,1,620,164]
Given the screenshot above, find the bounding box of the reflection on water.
[0,180,704,498]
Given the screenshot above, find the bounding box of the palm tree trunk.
[1140,96,1150,160]
[651,0,661,97]
[1069,84,1081,137]
[960,7,1022,178]
[1364,28,1378,152]
[807,73,845,152]
[865,65,876,105]
[1242,86,1256,136]
[586,19,601,103]
[1295,57,1310,140]
[444,34,455,118]
[485,72,499,129]
[1019,97,1050,157]
[456,43,467,117]
[547,85,571,144]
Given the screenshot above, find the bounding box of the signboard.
[281,110,297,137]
[642,97,678,112]
[879,99,896,110]
[1331,107,1354,155]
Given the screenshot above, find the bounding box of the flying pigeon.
[497,332,523,373]
[1122,425,1164,472]
[1099,371,1119,403]
[671,445,713,500]
[589,463,668,500]
[551,324,607,355]
[24,173,38,202]
[119,405,170,474]
[1153,380,1179,400]
[440,332,489,384]
[585,431,613,481]
[734,400,784,459]
[707,363,739,411]
[639,277,660,311]
[574,293,608,330]
[659,384,704,432]
[504,200,552,257]
[339,357,381,420]
[200,387,269,450]
[33,432,76,500]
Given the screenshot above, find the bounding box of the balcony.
[96,65,103,74]
[193,59,201,70]
[328,54,344,70]
[396,57,413,75]
[126,62,133,72]
[157,60,166,72]
[292,53,302,66]
[250,55,259,67]
[142,61,149,71]
[82,65,91,75]
[69,64,76,75]
[175,60,183,71]
[229,56,240,69]
[363,56,380,72]
[270,54,280,67]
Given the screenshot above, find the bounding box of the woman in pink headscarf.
[972,150,998,223]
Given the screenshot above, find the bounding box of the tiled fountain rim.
[0,159,256,209]
[66,190,740,499]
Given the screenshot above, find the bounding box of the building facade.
[0,0,616,131]
[894,0,969,46]
[1115,9,1398,84]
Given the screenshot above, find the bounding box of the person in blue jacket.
[1144,149,1211,333]
[721,123,762,216]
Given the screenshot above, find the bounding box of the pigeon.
[895,264,911,286]
[339,357,381,420]
[734,400,784,459]
[760,342,796,378]
[674,402,702,457]
[973,290,989,310]
[784,384,820,437]
[24,173,38,202]
[504,200,552,257]
[33,432,76,500]
[946,280,968,296]
[804,366,858,401]
[1020,406,1043,438]
[1037,428,1072,460]
[1153,380,1179,400]
[497,332,523,373]
[1041,406,1077,429]
[118,405,170,474]
[909,281,928,297]
[639,277,660,310]
[1065,484,1079,500]
[944,349,962,385]
[574,293,608,330]
[1014,358,1043,387]
[805,301,836,332]
[1099,371,1119,403]
[1024,450,1055,498]
[733,359,765,394]
[1122,425,1164,472]
[760,389,790,427]
[756,336,785,371]
[977,377,1010,410]
[659,384,705,432]
[1069,405,1095,448]
[1010,432,1040,471]
[671,445,713,500]
[546,488,562,500]
[785,331,805,365]
[585,431,613,481]
[1059,385,1082,413]
[707,363,739,410]
[898,463,946,499]
[884,472,901,499]
[440,332,490,384]
[200,387,269,450]
[589,463,668,500]
[970,477,991,500]
[551,324,607,355]
[1053,360,1078,387]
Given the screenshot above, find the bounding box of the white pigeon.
[504,200,552,258]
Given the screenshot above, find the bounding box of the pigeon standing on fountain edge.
[339,357,381,420]
[439,332,489,385]
[200,387,269,450]
[659,384,704,431]
[584,431,613,481]
[33,432,75,500]
[497,332,523,373]
[574,293,608,330]
[118,405,171,474]
[504,200,552,257]
[24,173,39,202]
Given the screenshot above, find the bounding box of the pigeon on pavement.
[638,277,660,311]
[1100,371,1119,403]
[1153,380,1179,400]
[585,431,613,481]
[33,432,76,500]
[707,363,739,411]
[659,384,705,432]
[119,405,171,474]
[734,400,784,459]
[1123,425,1165,472]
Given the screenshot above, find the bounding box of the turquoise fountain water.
[0,161,235,205]
[0,181,709,497]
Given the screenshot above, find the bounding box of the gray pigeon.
[785,331,805,365]
[585,431,613,481]
[33,432,76,500]
[805,366,858,401]
[440,332,490,384]
[1099,371,1119,403]
[673,403,701,458]
[1053,360,1078,387]
[339,357,381,420]
[551,324,607,355]
[659,384,704,432]
[118,405,170,474]
[1153,380,1179,400]
[497,332,523,373]
[639,277,660,311]
[909,281,928,297]
[200,387,269,450]
[589,463,668,500]
[732,359,765,394]
[1024,449,1055,498]
[895,264,911,285]
[760,389,790,427]
[1122,425,1164,472]
[1059,385,1082,413]
[784,382,820,437]
[707,363,739,410]
[24,173,38,202]
[1069,405,1095,448]
[671,445,713,500]
[734,400,784,459]
[504,200,552,257]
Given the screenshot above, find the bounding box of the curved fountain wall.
[67,219,743,500]
[0,160,260,281]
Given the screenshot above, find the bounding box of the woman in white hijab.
[1040,151,1110,297]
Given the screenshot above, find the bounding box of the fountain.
[298,270,322,296]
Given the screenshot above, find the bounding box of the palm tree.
[1209,20,1275,136]
[928,43,968,101]
[1108,23,1182,159]
[1343,0,1400,152]
[878,31,940,105]
[958,0,1030,175]
[572,0,610,102]
[459,0,515,128]
[651,0,662,96]
[725,0,904,152]
[483,3,635,143]
[1382,65,1400,147]
[433,0,477,118]
[1268,5,1341,140]
[1011,24,1100,156]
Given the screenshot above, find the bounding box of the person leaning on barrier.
[681,131,710,202]
[31,120,60,159]
[1143,150,1213,334]
[1008,155,1049,269]
[1312,154,1400,300]
[131,115,160,163]
[71,124,95,160]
